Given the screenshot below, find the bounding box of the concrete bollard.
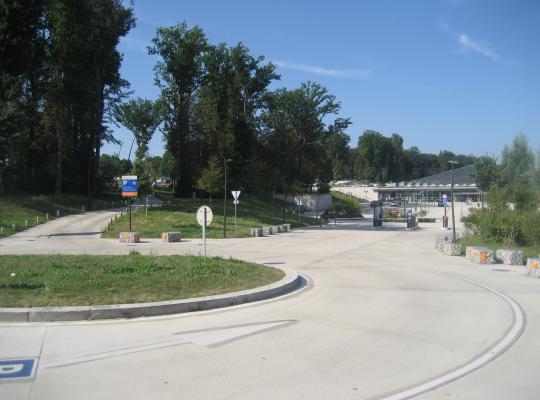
[496,249,524,265]
[526,258,540,277]
[466,246,496,264]
[119,232,140,243]
[162,232,181,242]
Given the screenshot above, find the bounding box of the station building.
[375,164,481,204]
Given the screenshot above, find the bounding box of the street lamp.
[449,160,458,243]
[223,158,233,238]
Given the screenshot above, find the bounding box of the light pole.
[315,179,320,226]
[223,158,233,238]
[449,160,458,243]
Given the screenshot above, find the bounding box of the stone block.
[161,232,181,242]
[435,236,450,252]
[526,258,540,277]
[496,249,524,265]
[250,227,263,237]
[442,243,463,256]
[466,246,495,264]
[119,232,140,243]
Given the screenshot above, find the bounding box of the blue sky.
[103,0,540,160]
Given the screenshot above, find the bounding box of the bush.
[464,208,539,247]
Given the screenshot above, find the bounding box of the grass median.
[0,253,285,307]
[101,193,314,239]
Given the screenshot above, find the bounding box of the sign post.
[295,197,303,223]
[197,206,213,256]
[121,176,138,231]
[231,191,241,234]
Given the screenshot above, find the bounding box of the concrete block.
[466,246,496,264]
[284,224,291,232]
[161,232,181,242]
[435,236,450,252]
[526,258,540,277]
[496,249,524,265]
[262,227,272,235]
[442,243,463,256]
[119,232,140,243]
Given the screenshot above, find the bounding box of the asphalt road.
[0,212,539,399]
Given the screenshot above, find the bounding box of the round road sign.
[196,205,213,227]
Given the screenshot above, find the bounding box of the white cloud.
[458,34,501,62]
[438,22,508,64]
[273,60,371,79]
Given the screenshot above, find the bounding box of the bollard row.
[250,224,290,237]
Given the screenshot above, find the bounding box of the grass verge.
[102,193,314,239]
[0,193,125,237]
[457,235,539,260]
[0,253,284,307]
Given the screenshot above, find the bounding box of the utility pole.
[449,160,458,243]
[223,158,232,237]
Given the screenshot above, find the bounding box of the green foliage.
[330,191,361,216]
[196,155,223,199]
[500,132,535,186]
[474,156,499,192]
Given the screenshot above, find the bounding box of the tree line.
[1,4,536,200]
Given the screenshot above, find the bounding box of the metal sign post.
[197,206,213,257]
[231,191,241,234]
[295,197,303,223]
[121,175,138,232]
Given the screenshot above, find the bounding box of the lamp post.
[223,158,233,238]
[449,160,458,243]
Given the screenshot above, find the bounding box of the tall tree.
[115,98,160,191]
[149,22,208,196]
[500,132,535,187]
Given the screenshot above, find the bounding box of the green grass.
[102,192,315,239]
[458,235,539,261]
[0,193,125,237]
[0,253,284,307]
[330,191,362,217]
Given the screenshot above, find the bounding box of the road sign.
[0,359,37,380]
[197,206,212,257]
[442,194,448,199]
[233,200,239,205]
[443,198,448,206]
[197,206,213,227]
[231,190,241,200]
[121,175,138,197]
[295,197,303,206]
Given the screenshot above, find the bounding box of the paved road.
[0,213,539,399]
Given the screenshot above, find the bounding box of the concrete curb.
[0,269,302,322]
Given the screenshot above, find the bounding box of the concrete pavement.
[0,212,539,399]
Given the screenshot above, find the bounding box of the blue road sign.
[0,359,36,380]
[121,175,138,196]
[443,198,448,206]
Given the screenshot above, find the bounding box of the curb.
[0,269,302,322]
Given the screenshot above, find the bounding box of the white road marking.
[42,320,294,369]
[379,273,526,400]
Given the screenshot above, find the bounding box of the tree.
[149,22,209,197]
[500,132,535,187]
[473,156,499,192]
[260,82,343,193]
[114,98,160,192]
[196,155,223,205]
